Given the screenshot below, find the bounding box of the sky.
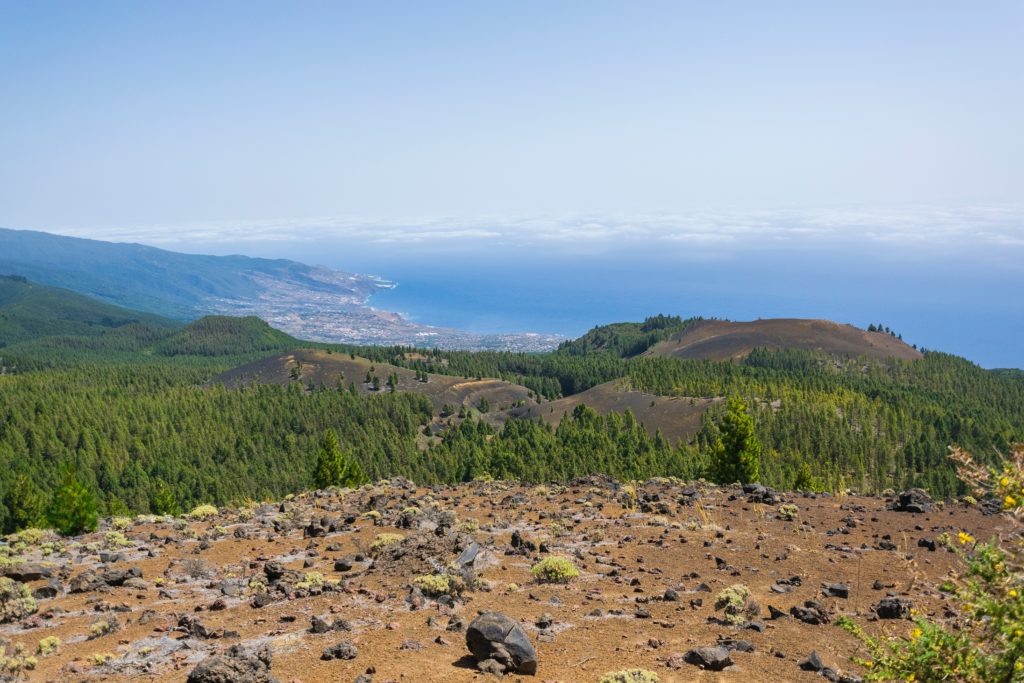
[1,2,1022,366]
[1,1,1022,227]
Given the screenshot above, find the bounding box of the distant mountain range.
[0,228,562,350]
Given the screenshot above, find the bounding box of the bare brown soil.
[3,479,1003,683]
[213,349,532,423]
[512,381,720,445]
[647,319,923,362]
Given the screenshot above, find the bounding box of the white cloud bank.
[46,204,1024,251]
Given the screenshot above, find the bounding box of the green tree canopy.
[709,395,762,484]
[48,466,99,536]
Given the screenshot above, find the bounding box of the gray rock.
[822,583,850,599]
[875,597,913,619]
[684,646,733,670]
[2,563,52,582]
[892,489,934,513]
[800,650,825,672]
[321,640,358,660]
[465,612,538,675]
[186,644,279,683]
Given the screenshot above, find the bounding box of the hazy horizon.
[2,2,1022,366]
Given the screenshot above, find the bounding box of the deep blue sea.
[230,236,1023,369]
[184,235,1024,370]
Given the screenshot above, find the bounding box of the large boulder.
[684,646,733,670]
[465,612,538,675]
[1,563,52,582]
[69,567,143,593]
[892,489,934,513]
[874,597,913,619]
[186,644,279,683]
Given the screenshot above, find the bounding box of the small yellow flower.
[958,531,974,544]
[1000,476,1010,488]
[1006,495,1018,509]
[911,627,923,640]
[1010,589,1019,598]
[907,674,916,682]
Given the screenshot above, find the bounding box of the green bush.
[187,504,218,520]
[777,503,799,521]
[839,444,1024,682]
[0,577,37,623]
[714,584,757,625]
[369,533,404,556]
[530,556,580,584]
[36,637,60,656]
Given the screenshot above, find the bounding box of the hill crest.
[646,317,922,362]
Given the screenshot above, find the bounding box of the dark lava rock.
[822,583,850,599]
[791,601,830,625]
[892,489,934,513]
[321,640,358,660]
[744,483,781,504]
[32,580,62,600]
[68,567,142,593]
[875,597,913,619]
[186,644,279,683]
[684,646,733,671]
[465,612,538,675]
[250,592,275,609]
[310,615,351,634]
[917,538,937,551]
[334,557,354,572]
[799,650,825,672]
[2,563,52,582]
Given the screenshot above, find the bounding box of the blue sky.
[1,2,1022,366]
[1,1,1022,227]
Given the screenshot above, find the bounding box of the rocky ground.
[0,479,1006,682]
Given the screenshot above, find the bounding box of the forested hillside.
[0,302,1021,532]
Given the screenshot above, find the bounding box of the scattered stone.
[186,644,279,683]
[822,583,850,599]
[874,597,913,620]
[892,489,934,513]
[321,640,358,661]
[683,646,733,671]
[465,612,538,675]
[799,650,825,672]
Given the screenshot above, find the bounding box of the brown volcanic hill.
[646,318,922,362]
[212,348,533,425]
[511,379,721,444]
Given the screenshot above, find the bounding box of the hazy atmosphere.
[2,4,1024,682]
[3,1,1023,366]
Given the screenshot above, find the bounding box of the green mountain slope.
[157,315,297,357]
[0,227,381,320]
[0,274,177,347]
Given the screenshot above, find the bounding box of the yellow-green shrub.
[530,556,580,584]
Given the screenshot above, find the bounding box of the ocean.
[192,236,1023,369]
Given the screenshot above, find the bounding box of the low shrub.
[530,556,580,584]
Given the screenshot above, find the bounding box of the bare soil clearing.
[1,479,1002,682]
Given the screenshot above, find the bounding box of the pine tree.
[709,396,762,484]
[5,474,46,532]
[150,479,179,515]
[314,430,344,489]
[315,430,369,489]
[48,467,98,536]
